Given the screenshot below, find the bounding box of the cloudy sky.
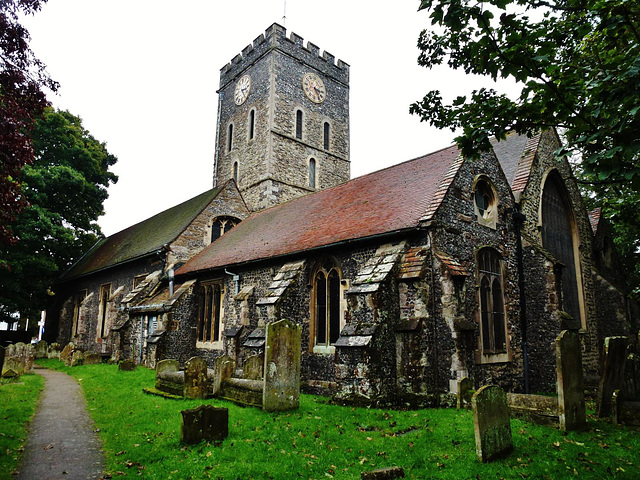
[21,1,500,236]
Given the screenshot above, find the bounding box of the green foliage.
[0,373,44,479]
[0,108,117,320]
[38,360,640,479]
[411,0,640,297]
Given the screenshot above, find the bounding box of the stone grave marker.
[263,318,301,412]
[457,377,473,409]
[83,352,102,365]
[69,350,84,367]
[243,354,263,380]
[596,336,627,417]
[0,346,5,376]
[60,342,74,363]
[184,356,210,399]
[361,466,405,479]
[472,385,513,462]
[212,355,235,395]
[47,343,61,359]
[118,359,137,371]
[555,330,586,431]
[180,405,228,445]
[3,343,35,375]
[35,340,48,359]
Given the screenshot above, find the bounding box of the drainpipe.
[213,90,223,187]
[513,204,530,394]
[168,268,175,297]
[225,269,240,295]
[139,317,144,365]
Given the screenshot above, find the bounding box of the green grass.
[0,372,44,479]
[37,359,640,479]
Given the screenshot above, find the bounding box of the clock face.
[302,72,326,104]
[234,75,251,105]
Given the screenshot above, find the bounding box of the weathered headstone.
[157,359,180,376]
[361,467,405,479]
[118,359,137,371]
[180,405,228,444]
[243,354,263,380]
[83,352,102,365]
[555,330,586,431]
[60,342,75,363]
[263,318,301,412]
[0,346,5,376]
[457,377,473,409]
[35,340,48,359]
[596,336,627,417]
[472,385,513,462]
[69,350,84,367]
[212,355,235,395]
[2,343,35,376]
[184,356,210,399]
[47,343,62,359]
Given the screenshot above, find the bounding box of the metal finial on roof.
[282,0,287,27]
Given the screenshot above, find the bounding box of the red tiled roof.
[178,145,462,275]
[588,207,602,234]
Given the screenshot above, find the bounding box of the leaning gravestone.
[35,340,48,359]
[555,330,586,431]
[118,359,137,371]
[47,343,62,359]
[472,385,513,462]
[60,342,74,363]
[243,354,264,380]
[212,355,235,395]
[263,318,301,412]
[83,352,102,365]
[3,343,35,375]
[69,350,84,367]
[184,356,210,399]
[596,336,627,417]
[361,466,405,479]
[180,405,228,444]
[457,377,473,409]
[0,346,5,376]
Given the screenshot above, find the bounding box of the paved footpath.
[14,367,105,480]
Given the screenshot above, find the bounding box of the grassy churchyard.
[1,360,639,479]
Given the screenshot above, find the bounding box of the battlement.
[220,23,349,88]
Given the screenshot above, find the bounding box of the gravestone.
[243,354,263,380]
[69,350,84,367]
[118,359,137,371]
[3,343,35,375]
[361,467,405,479]
[60,342,74,363]
[184,356,210,399]
[83,352,102,365]
[457,377,473,409]
[35,340,48,359]
[263,318,301,412]
[47,343,61,359]
[157,359,180,375]
[212,355,235,395]
[555,330,586,431]
[472,385,513,462]
[0,346,5,376]
[596,336,627,417]
[180,405,228,444]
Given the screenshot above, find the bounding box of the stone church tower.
[213,24,350,212]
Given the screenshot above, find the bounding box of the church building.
[50,24,636,404]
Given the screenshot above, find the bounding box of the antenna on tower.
[282,0,287,27]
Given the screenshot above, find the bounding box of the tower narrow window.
[477,248,507,354]
[249,110,255,140]
[228,124,233,152]
[98,284,111,339]
[309,158,316,188]
[296,110,303,139]
[233,161,238,183]
[323,122,330,150]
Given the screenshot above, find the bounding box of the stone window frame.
[538,168,587,330]
[472,175,498,229]
[309,257,347,355]
[248,108,256,141]
[196,279,225,350]
[71,289,87,338]
[97,283,112,340]
[475,247,510,364]
[295,109,304,140]
[208,215,240,244]
[132,274,147,289]
[323,121,330,150]
[146,314,159,337]
[227,122,234,152]
[233,160,239,184]
[308,157,317,189]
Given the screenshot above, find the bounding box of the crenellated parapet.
[220,23,349,89]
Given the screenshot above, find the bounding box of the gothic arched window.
[248,109,255,140]
[227,123,233,152]
[233,161,239,183]
[309,158,316,188]
[197,282,224,344]
[477,248,507,354]
[473,177,498,229]
[210,216,240,243]
[541,171,583,326]
[311,259,343,352]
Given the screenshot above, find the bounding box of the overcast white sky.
[21,1,499,236]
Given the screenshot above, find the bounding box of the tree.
[410,0,640,297]
[1,0,58,245]
[0,108,118,321]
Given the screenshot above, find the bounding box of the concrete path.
[14,367,105,480]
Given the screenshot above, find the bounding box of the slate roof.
[178,145,463,275]
[491,131,541,195]
[59,187,223,281]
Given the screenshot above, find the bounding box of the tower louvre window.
[296,110,303,139]
[249,110,255,140]
[228,124,233,152]
[323,122,330,150]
